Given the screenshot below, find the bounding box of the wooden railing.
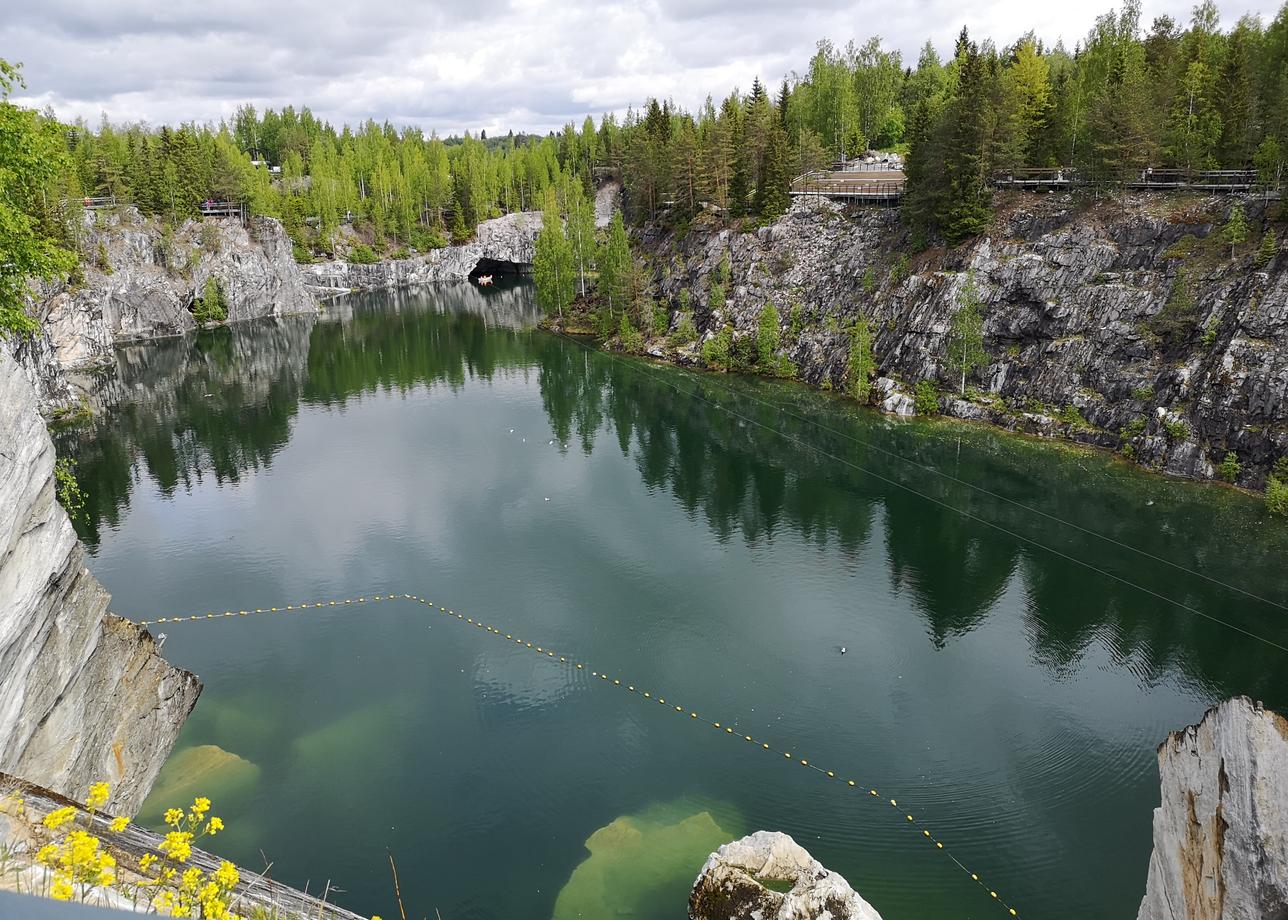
[994,167,1262,192]
[791,170,906,204]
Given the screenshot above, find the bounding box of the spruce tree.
[753,124,791,221]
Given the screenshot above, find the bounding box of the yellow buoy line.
[132,592,1021,917]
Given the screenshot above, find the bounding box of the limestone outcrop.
[690,831,883,920]
[0,345,200,815]
[640,193,1288,484]
[1136,696,1288,920]
[300,210,544,294]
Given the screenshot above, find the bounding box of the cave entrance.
[470,258,529,281]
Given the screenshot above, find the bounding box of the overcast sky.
[3,0,1283,136]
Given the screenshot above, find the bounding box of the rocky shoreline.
[630,192,1287,488]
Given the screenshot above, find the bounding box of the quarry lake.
[58,282,1288,920]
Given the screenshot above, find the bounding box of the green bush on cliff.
[701,325,733,371]
[1256,229,1278,268]
[1267,474,1288,516]
[847,317,875,402]
[670,314,697,346]
[348,244,379,264]
[192,277,227,324]
[756,303,781,366]
[619,314,644,354]
[53,457,85,520]
[1218,452,1241,483]
[914,380,941,415]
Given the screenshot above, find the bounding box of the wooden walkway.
[199,200,244,219]
[792,166,1268,205]
[790,170,905,205]
[994,168,1260,192]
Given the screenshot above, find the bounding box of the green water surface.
[57,282,1288,920]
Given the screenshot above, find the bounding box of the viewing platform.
[199,200,245,220]
[790,170,905,205]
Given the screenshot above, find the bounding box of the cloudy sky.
[3,0,1282,136]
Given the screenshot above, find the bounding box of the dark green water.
[58,283,1288,920]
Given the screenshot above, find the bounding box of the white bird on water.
[840,646,847,654]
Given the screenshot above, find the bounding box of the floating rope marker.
[125,591,1022,918]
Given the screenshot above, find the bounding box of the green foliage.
[53,457,85,521]
[390,246,411,260]
[1223,203,1248,258]
[1267,474,1288,516]
[1131,384,1155,401]
[409,227,448,251]
[1057,404,1089,430]
[596,212,631,315]
[947,272,987,395]
[847,317,876,402]
[347,244,378,264]
[888,254,910,284]
[1218,452,1241,483]
[1163,417,1190,441]
[861,267,876,295]
[649,301,670,338]
[913,380,941,415]
[701,325,733,371]
[708,280,726,314]
[671,313,698,346]
[1148,278,1200,344]
[755,303,781,366]
[192,276,228,324]
[619,313,644,354]
[1256,229,1278,268]
[95,242,114,274]
[1201,317,1220,347]
[534,189,575,319]
[716,253,730,285]
[0,60,78,338]
[787,302,805,339]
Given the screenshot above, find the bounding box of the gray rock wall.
[642,194,1288,484]
[0,345,200,815]
[1136,697,1288,920]
[18,207,315,413]
[300,210,543,294]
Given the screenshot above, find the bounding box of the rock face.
[299,210,544,294]
[641,193,1288,484]
[14,207,315,415]
[1136,697,1288,920]
[0,346,200,815]
[690,831,883,920]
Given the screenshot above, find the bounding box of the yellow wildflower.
[35,844,58,865]
[159,830,194,862]
[191,796,211,816]
[213,860,239,888]
[180,866,203,891]
[152,889,175,912]
[51,879,74,901]
[43,806,78,830]
[206,816,224,835]
[164,807,184,827]
[85,782,110,810]
[109,815,130,833]
[138,853,157,872]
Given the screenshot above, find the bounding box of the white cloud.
[4,0,1282,134]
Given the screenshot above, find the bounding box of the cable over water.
[545,330,1288,655]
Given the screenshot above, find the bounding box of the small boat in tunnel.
[469,256,529,283]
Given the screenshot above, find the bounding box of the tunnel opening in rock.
[470,258,529,280]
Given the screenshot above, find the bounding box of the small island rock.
[690,830,883,920]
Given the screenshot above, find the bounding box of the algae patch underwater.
[552,800,739,919]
